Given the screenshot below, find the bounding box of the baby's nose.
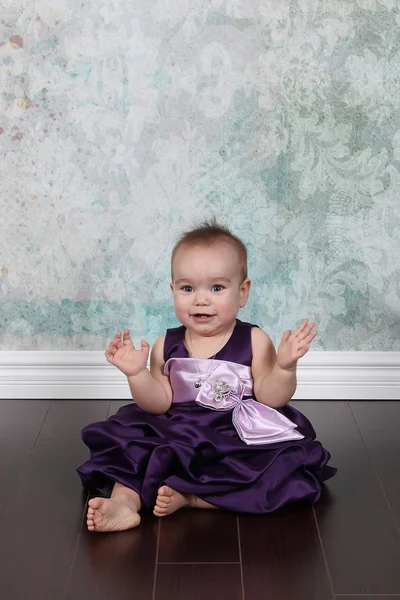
[194,291,210,304]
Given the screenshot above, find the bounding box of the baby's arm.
[251,320,317,408]
[106,329,172,414]
[126,335,172,415]
[251,328,294,408]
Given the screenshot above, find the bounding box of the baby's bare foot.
[153,485,193,517]
[87,497,141,532]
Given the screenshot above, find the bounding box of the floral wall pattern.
[0,0,399,351]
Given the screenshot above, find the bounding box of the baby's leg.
[191,495,218,510]
[87,482,142,532]
[154,486,218,517]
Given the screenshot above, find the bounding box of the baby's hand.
[105,329,150,377]
[277,319,317,371]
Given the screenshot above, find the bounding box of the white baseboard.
[0,351,399,400]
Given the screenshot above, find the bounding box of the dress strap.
[215,320,258,367]
[164,325,186,362]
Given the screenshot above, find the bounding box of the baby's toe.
[158,485,172,497]
[88,497,104,510]
[154,506,167,516]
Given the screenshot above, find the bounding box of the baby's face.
[171,243,250,337]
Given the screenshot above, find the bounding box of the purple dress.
[77,319,336,513]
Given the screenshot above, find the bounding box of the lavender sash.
[165,358,304,445]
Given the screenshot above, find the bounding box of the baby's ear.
[239,279,251,307]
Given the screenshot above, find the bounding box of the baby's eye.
[211,284,224,292]
[181,285,193,292]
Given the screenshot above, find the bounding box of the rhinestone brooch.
[212,379,234,402]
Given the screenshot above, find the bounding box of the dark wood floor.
[0,399,399,600]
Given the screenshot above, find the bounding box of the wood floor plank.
[336,596,400,599]
[155,564,243,600]
[0,400,49,525]
[294,401,400,595]
[0,440,88,600]
[38,400,110,440]
[240,504,334,600]
[349,401,400,529]
[158,510,240,563]
[65,514,159,600]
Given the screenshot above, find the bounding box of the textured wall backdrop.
[0,0,399,351]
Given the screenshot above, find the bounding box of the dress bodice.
[163,319,256,403]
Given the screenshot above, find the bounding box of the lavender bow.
[195,363,304,445]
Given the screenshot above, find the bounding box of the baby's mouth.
[192,313,213,319]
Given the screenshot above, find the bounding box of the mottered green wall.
[1,0,399,351]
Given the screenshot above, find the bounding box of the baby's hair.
[171,217,248,281]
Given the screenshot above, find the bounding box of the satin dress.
[77,319,337,513]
